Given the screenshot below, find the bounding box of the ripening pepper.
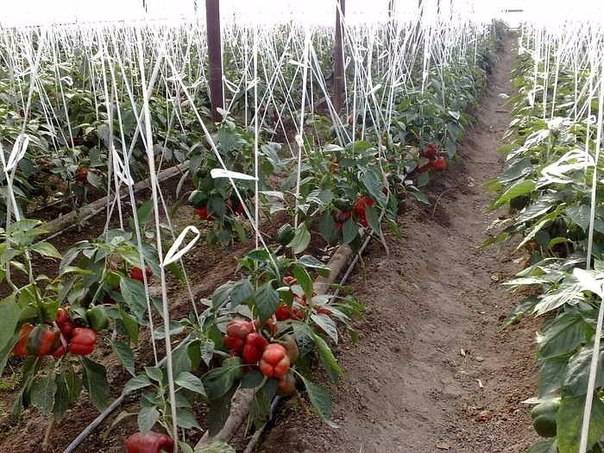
[224,319,254,355]
[259,343,291,379]
[242,332,269,364]
[353,196,375,218]
[277,372,297,396]
[69,327,96,356]
[56,308,75,338]
[421,143,439,159]
[13,323,34,357]
[27,324,61,356]
[126,431,174,453]
[195,206,213,221]
[129,266,153,282]
[431,157,448,171]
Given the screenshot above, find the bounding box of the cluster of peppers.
[417,143,448,173]
[333,195,376,230]
[13,307,101,359]
[223,318,298,396]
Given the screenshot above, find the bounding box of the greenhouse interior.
[1,0,604,452]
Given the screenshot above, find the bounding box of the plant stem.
[42,417,55,451]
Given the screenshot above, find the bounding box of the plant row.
[0,22,503,452]
[489,28,604,453]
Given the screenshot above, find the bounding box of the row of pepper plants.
[0,22,503,452]
[488,28,604,453]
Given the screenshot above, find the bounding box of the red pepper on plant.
[69,327,96,356]
[353,196,375,218]
[421,143,440,160]
[126,431,174,453]
[27,324,61,356]
[12,323,34,357]
[431,157,448,171]
[76,167,89,184]
[129,266,152,282]
[259,343,291,379]
[333,210,352,224]
[242,332,269,364]
[195,206,213,221]
[282,276,297,286]
[223,319,254,355]
[56,307,75,338]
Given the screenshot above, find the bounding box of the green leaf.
[361,169,386,205]
[30,241,62,259]
[365,205,381,232]
[81,357,109,410]
[176,372,206,397]
[562,347,604,397]
[311,314,338,343]
[230,279,253,308]
[557,395,604,453]
[539,356,569,398]
[255,282,280,321]
[203,357,243,400]
[194,440,236,453]
[318,212,338,243]
[311,333,342,381]
[492,179,536,208]
[538,311,591,360]
[113,340,136,376]
[53,373,71,418]
[120,310,140,343]
[30,373,57,416]
[300,375,334,424]
[138,405,160,433]
[145,367,163,383]
[120,277,147,320]
[527,439,557,453]
[293,265,313,299]
[342,218,358,244]
[298,255,330,276]
[176,408,202,430]
[240,370,265,389]
[123,374,153,394]
[287,223,311,255]
[0,295,21,358]
[250,379,278,429]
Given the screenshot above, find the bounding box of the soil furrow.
[259,35,539,453]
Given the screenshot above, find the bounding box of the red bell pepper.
[27,324,61,356]
[13,323,34,357]
[259,343,291,379]
[242,332,268,364]
[129,266,153,282]
[69,327,96,356]
[126,431,174,453]
[56,307,75,338]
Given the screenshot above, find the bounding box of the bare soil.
[259,37,539,453]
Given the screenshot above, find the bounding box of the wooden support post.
[437,0,441,18]
[418,0,423,17]
[206,0,224,121]
[333,0,346,113]
[450,0,454,21]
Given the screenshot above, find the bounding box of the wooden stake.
[206,0,224,121]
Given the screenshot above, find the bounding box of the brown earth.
[259,36,540,453]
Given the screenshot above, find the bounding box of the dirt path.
[259,36,539,453]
